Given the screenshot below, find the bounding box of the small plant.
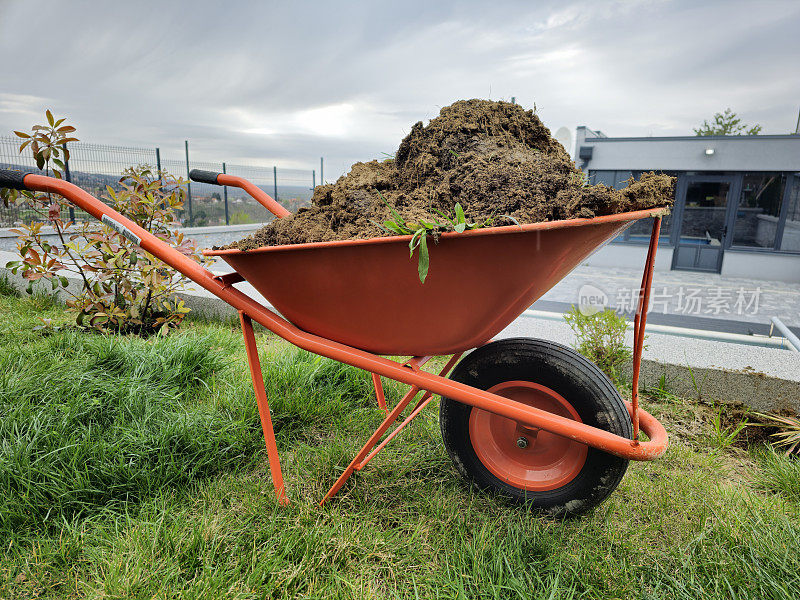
[2,111,209,335]
[644,372,680,403]
[27,289,59,312]
[708,406,749,450]
[569,171,589,187]
[374,193,518,282]
[564,305,632,385]
[687,363,701,399]
[1,110,78,249]
[753,412,800,455]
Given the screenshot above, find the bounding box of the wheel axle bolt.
[516,436,529,449]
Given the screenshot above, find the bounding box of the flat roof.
[583,134,800,143]
[576,128,800,171]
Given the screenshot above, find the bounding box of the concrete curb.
[2,249,798,415]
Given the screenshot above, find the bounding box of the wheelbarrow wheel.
[439,338,631,517]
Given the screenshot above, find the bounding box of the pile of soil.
[224,100,673,251]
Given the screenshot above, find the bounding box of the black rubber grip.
[0,169,30,191]
[189,169,221,185]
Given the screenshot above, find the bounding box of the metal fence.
[0,136,315,227]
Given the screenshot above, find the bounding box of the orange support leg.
[321,384,422,504]
[355,352,464,471]
[372,372,387,412]
[239,311,289,505]
[631,217,661,441]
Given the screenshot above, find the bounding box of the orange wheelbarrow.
[0,168,668,517]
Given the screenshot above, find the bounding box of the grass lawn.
[1,287,799,599]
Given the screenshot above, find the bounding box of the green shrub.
[564,305,632,385]
[2,111,209,335]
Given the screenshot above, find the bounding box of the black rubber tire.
[440,338,631,518]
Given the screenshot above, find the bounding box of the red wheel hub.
[469,381,587,491]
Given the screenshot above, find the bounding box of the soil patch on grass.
[225,100,674,250]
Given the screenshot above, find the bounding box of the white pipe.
[770,317,800,352]
[522,309,795,350]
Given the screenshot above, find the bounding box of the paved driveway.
[538,265,800,329]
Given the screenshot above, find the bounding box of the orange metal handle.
[188,169,290,218]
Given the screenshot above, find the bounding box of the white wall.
[582,242,674,271]
[583,242,799,283]
[721,250,800,283]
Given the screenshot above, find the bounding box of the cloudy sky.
[1,0,798,179]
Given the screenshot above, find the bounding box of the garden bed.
[1,290,799,599]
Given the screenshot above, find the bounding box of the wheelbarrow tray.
[205,207,667,356]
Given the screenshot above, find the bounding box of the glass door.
[672,176,736,272]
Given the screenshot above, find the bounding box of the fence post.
[155,147,161,175]
[273,166,278,201]
[184,140,193,225]
[320,157,324,185]
[222,162,229,225]
[62,143,75,222]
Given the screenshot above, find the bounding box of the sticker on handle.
[102,214,142,246]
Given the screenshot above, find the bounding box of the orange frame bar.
[354,352,463,473]
[18,174,669,504]
[631,217,662,441]
[239,311,289,505]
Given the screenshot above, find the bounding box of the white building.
[575,127,800,283]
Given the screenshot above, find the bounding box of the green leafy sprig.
[373,193,519,283]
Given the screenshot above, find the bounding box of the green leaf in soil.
[455,203,466,225]
[417,235,429,283]
[409,229,424,258]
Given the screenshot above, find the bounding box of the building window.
[731,173,786,249]
[624,171,677,243]
[780,176,800,252]
[587,170,633,190]
[586,170,676,243]
[589,170,616,187]
[626,211,673,242]
[613,171,633,188]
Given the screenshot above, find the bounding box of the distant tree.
[694,108,762,136]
